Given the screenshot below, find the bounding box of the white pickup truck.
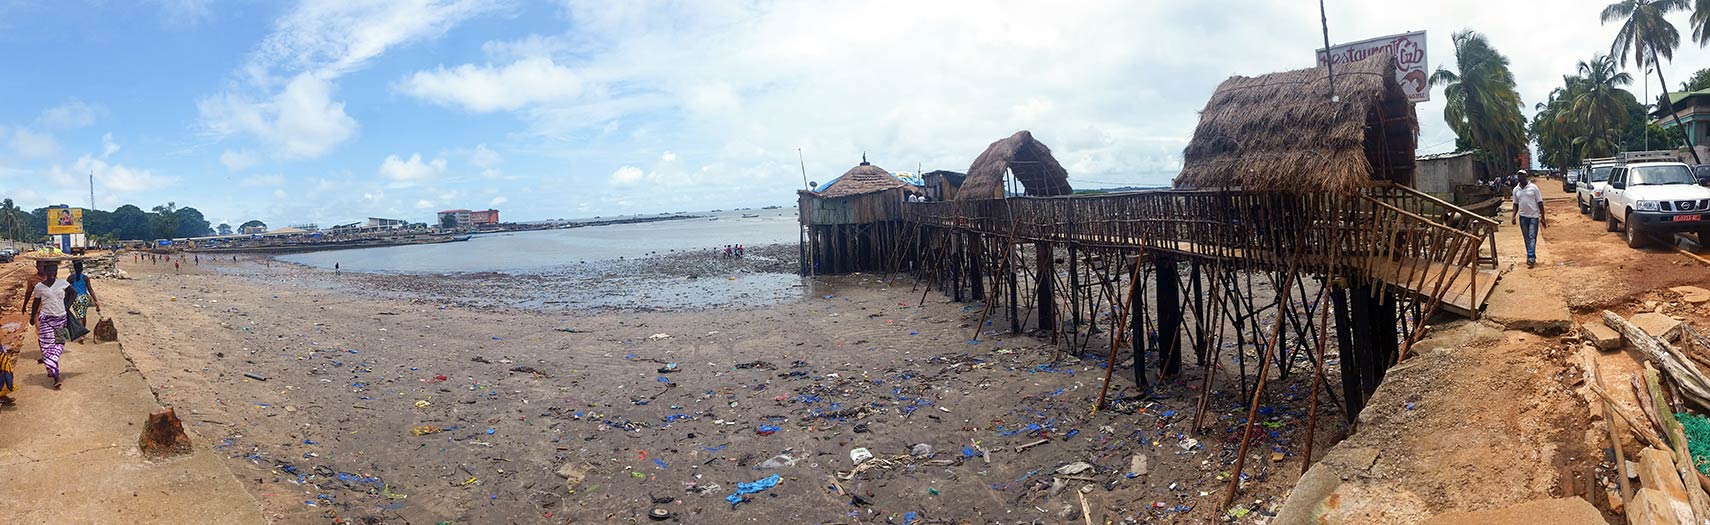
[1603,161,1710,248]
[1574,158,1617,221]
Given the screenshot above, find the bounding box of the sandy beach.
[86,248,1341,524]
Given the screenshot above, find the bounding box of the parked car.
[0,247,14,263]
[1695,164,1710,186]
[1577,159,1618,220]
[1603,161,1710,248]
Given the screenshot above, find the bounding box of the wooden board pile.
[1587,310,1710,524]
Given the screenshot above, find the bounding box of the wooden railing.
[902,186,1495,316]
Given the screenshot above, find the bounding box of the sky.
[1,0,1709,228]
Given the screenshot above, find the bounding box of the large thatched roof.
[1173,51,1417,194]
[809,161,918,199]
[956,131,1072,200]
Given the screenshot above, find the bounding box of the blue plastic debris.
[654,458,668,469]
[485,428,496,435]
[726,474,782,505]
[903,511,919,524]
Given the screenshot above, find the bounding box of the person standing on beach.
[66,260,98,341]
[1510,170,1545,268]
[21,260,72,389]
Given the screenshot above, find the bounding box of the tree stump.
[93,318,118,343]
[139,408,192,459]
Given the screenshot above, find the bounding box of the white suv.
[1603,161,1710,248]
[1575,159,1617,220]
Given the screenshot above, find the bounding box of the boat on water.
[741,214,760,218]
[189,234,471,254]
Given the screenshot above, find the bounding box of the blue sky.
[2,0,1709,228]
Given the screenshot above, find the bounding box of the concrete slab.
[1671,285,1710,304]
[1632,312,1685,343]
[0,337,264,524]
[1581,322,1623,350]
[1420,497,1608,525]
[1484,217,1573,335]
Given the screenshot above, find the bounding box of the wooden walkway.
[902,184,1500,318]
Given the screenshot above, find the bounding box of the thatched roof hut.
[810,161,919,199]
[956,131,1072,200]
[1174,51,1417,194]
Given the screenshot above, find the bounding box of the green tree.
[150,202,180,239]
[1604,0,1702,162]
[172,207,211,238]
[439,214,456,229]
[1682,67,1710,91]
[1431,29,1529,175]
[217,223,233,235]
[0,199,23,241]
[1572,54,1636,158]
[110,204,151,240]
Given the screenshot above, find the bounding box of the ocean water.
[278,209,801,274]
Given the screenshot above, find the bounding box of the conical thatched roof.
[956,131,1072,200]
[811,161,917,199]
[1174,51,1417,194]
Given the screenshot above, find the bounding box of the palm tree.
[1604,0,1701,162]
[1430,30,1529,174]
[1692,0,1710,46]
[1572,54,1636,157]
[0,198,18,241]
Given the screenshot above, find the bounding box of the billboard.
[47,206,83,235]
[1315,31,1429,103]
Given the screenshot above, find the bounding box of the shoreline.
[94,254,1339,524]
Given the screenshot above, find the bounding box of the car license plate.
[1674,215,1703,222]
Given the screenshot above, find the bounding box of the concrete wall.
[1414,154,1483,199]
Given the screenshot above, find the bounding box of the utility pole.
[89,170,95,210]
[1319,0,1336,102]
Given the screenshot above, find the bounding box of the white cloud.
[220,149,258,171]
[608,165,644,187]
[414,199,435,209]
[241,174,285,187]
[9,128,58,158]
[198,0,500,159]
[397,56,585,113]
[199,73,358,159]
[661,151,676,162]
[378,153,447,183]
[273,189,289,200]
[56,155,178,194]
[470,143,501,168]
[36,100,101,129]
[101,133,120,158]
[488,195,506,207]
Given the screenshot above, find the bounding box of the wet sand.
[100,249,1341,524]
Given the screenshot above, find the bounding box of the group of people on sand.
[723,244,745,258]
[0,259,99,405]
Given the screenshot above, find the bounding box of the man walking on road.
[1511,170,1545,268]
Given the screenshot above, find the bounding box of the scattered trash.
[1128,454,1150,476]
[756,424,779,435]
[911,443,933,458]
[1178,438,1200,451]
[850,448,873,465]
[1056,461,1094,475]
[647,333,671,341]
[725,474,782,505]
[408,425,444,436]
[648,508,672,521]
[757,454,798,469]
[242,372,269,382]
[414,400,431,408]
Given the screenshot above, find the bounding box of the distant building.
[470,209,500,226]
[239,224,266,234]
[1652,89,1710,160]
[366,217,406,228]
[1414,151,1488,202]
[437,209,472,229]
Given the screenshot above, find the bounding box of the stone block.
[1422,496,1608,525]
[1671,286,1710,304]
[1636,447,1693,524]
[1632,312,1685,343]
[1581,322,1623,351]
[1629,487,1691,525]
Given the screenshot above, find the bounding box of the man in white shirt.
[1510,170,1545,268]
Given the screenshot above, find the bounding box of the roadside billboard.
[1315,31,1429,103]
[47,206,83,235]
